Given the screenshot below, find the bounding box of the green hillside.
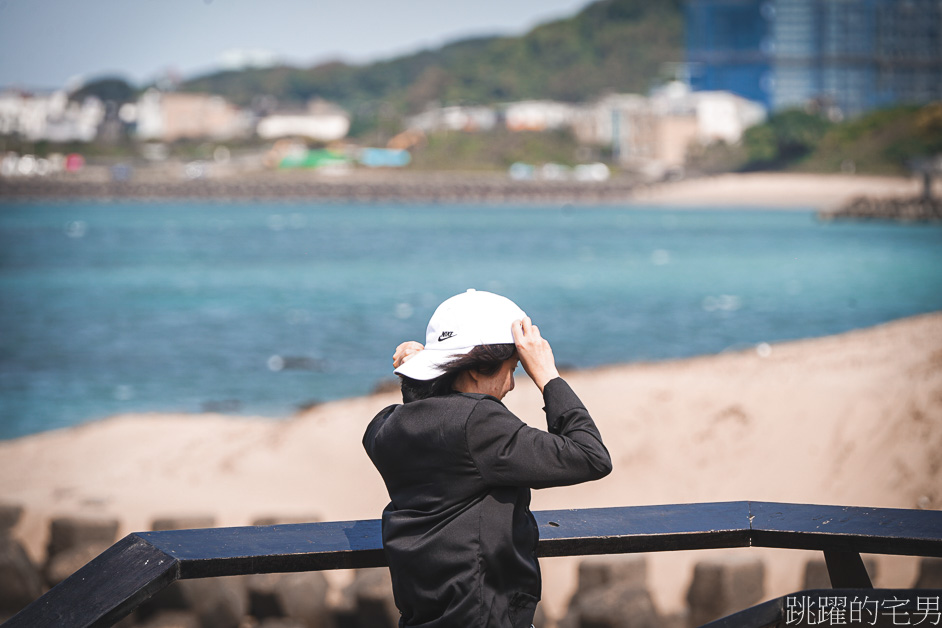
[181,0,683,114]
[691,103,942,176]
[799,104,942,175]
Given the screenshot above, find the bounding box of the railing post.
[2,535,179,628]
[822,550,873,588]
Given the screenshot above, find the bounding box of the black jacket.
[363,377,612,627]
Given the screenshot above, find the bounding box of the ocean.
[1,201,941,439]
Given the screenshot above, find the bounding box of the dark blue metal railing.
[4,501,941,628]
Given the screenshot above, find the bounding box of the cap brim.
[393,348,467,381]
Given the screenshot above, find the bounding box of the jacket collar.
[456,392,505,406]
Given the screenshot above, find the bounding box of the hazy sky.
[0,0,594,90]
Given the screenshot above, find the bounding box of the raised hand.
[393,341,425,368]
[511,317,560,393]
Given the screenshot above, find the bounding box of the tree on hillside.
[69,77,137,104]
[743,109,833,168]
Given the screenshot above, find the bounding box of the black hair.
[399,343,517,401]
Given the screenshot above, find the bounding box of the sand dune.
[1,312,940,618]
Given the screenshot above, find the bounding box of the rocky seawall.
[0,174,640,204]
[821,195,942,221]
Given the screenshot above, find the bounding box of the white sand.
[629,173,941,210]
[2,313,940,620]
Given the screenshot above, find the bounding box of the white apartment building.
[0,90,105,142]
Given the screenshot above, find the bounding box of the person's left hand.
[393,341,424,368]
[512,317,559,393]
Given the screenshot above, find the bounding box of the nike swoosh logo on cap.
[438,331,456,342]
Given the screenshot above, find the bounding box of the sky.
[0,0,595,90]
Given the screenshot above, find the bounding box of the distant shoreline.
[1,171,934,210]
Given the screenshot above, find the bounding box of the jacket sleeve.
[465,378,612,489]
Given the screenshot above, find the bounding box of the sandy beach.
[2,312,941,620]
[630,172,942,210]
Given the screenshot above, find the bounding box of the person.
[363,289,612,628]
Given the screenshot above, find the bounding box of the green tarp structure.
[278,149,351,169]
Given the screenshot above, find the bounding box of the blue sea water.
[1,201,941,440]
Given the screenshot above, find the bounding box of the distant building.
[0,89,104,142]
[686,0,942,117]
[406,105,498,133]
[256,99,350,142]
[136,89,250,142]
[575,84,765,172]
[503,100,578,132]
[689,89,767,144]
[572,94,648,148]
[614,84,701,171]
[685,0,772,108]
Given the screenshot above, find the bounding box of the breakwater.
[0,173,640,203]
[821,195,942,222]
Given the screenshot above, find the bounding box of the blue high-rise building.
[686,0,774,108]
[686,0,942,117]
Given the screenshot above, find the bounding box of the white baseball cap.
[394,289,526,381]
